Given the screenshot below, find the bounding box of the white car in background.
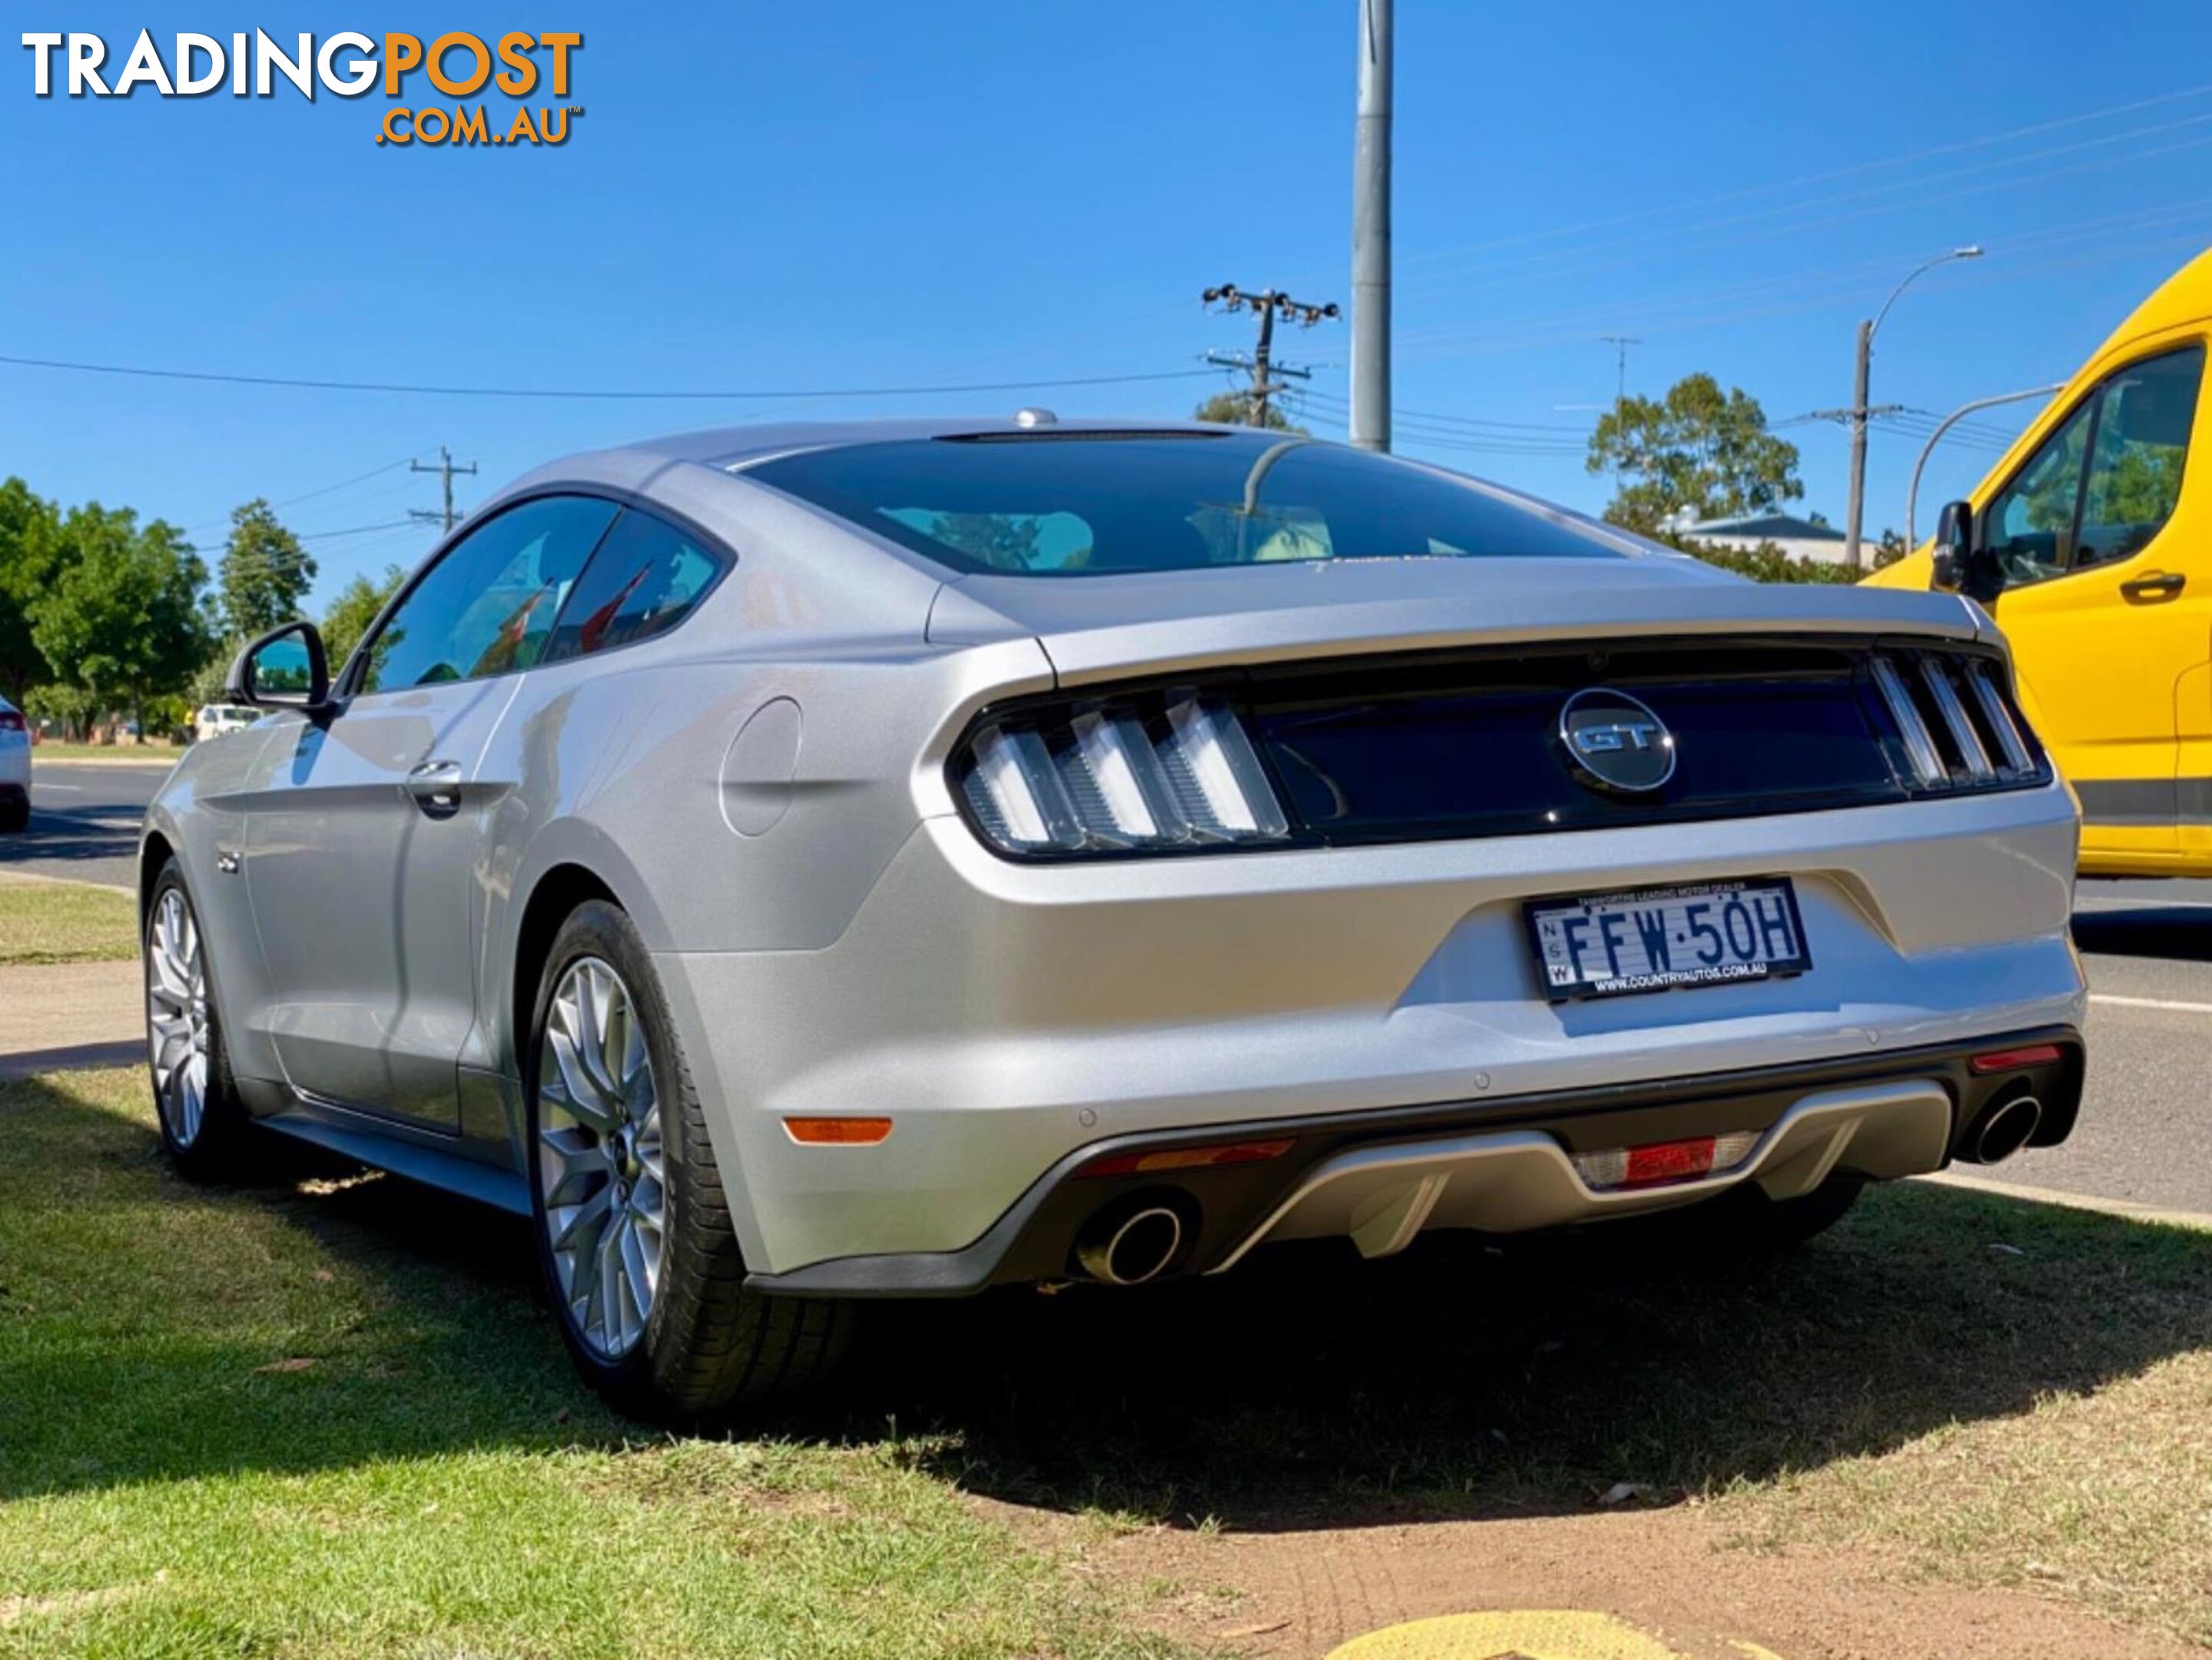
[192,704,260,744]
[0,696,28,832]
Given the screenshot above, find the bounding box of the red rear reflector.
[1620,1137,1717,1189]
[1076,1137,1296,1180]
[1968,1044,2064,1075]
[782,1117,893,1146]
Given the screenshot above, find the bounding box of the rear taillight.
[1869,649,2042,792]
[956,689,1288,857]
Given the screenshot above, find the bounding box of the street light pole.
[1349,0,1392,452]
[1844,245,1983,572]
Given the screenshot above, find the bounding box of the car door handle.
[405,760,464,816]
[2120,570,2187,603]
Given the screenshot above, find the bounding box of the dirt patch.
[1070,1507,2198,1659]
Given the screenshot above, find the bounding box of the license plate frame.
[1522,876,1812,1002]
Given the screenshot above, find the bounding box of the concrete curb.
[0,1041,143,1081]
[1915,1167,2212,1233]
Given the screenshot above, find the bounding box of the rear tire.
[523,900,851,1422]
[144,860,255,1177]
[0,796,26,833]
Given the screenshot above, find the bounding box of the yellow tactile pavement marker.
[1326,1609,1785,1660]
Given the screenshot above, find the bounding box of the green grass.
[0,881,138,965]
[0,1071,1187,1660]
[4,1069,2212,1653]
[27,742,181,765]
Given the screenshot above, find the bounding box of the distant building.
[1674,510,1852,566]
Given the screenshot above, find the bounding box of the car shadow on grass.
[8,1070,2212,1535]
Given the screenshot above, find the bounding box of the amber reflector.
[783,1117,894,1146]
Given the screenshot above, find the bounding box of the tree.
[0,477,62,704]
[32,504,210,734]
[321,563,408,670]
[1194,391,1307,434]
[1586,374,1802,535]
[218,498,316,640]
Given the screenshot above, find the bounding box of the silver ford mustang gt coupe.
[141,417,2088,1419]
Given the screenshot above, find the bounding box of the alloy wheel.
[537,956,667,1360]
[147,888,211,1147]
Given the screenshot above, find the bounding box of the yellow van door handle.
[2121,570,2187,603]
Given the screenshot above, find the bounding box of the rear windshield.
[742,431,1627,576]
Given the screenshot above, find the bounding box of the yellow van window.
[1982,343,2203,588]
[1985,402,2092,586]
[2078,345,2202,566]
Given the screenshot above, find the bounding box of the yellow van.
[1869,247,2211,875]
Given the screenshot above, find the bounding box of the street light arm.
[1871,247,1983,344]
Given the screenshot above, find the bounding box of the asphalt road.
[3,758,2206,1216]
[2011,876,2212,1215]
[2,759,172,889]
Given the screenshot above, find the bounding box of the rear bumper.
[659,780,2083,1280]
[746,1024,2083,1296]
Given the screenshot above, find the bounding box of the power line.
[181,457,417,536]
[1391,82,2212,273]
[0,354,1221,403]
[1298,386,1588,433]
[1396,128,2212,317]
[1396,201,2212,359]
[1271,81,2212,298]
[1395,226,2212,364]
[293,518,425,541]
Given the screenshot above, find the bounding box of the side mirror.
[226,621,331,712]
[1929,500,2003,603]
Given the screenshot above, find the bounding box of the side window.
[2078,345,2201,567]
[542,508,728,663]
[1982,344,2204,590]
[358,496,618,694]
[1983,402,2091,588]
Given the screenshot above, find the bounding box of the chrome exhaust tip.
[1076,1204,1186,1286]
[1968,1095,2042,1164]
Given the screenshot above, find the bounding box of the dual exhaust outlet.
[1962,1092,2042,1165]
[1073,1197,1190,1286]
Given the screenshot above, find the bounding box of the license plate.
[1523,877,1811,1001]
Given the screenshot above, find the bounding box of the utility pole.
[1843,246,1983,571]
[1349,0,1392,451]
[1843,320,1873,573]
[410,444,479,534]
[1600,335,1642,407]
[1202,286,1338,428]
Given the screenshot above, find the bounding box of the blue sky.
[5,2,2210,605]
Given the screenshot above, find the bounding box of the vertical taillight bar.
[1870,655,1947,786]
[1965,662,2035,775]
[1918,657,1995,782]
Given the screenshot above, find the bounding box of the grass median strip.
[2,1068,2209,1655]
[0,879,138,966]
